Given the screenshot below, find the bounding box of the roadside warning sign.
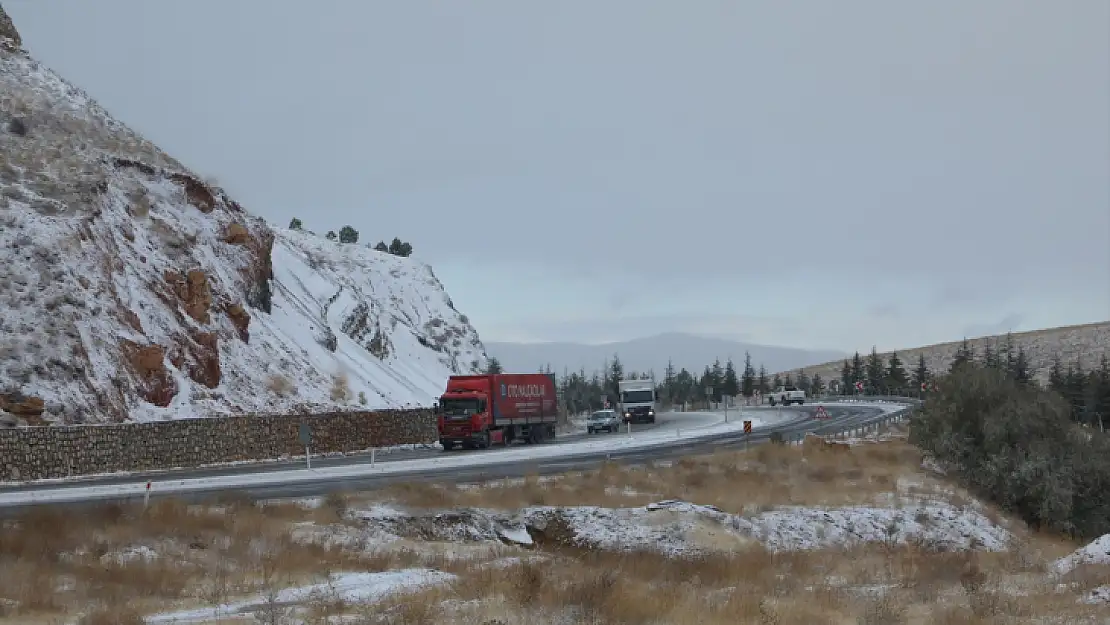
[815,406,830,420]
[743,420,752,434]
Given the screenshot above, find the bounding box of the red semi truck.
[435,373,559,451]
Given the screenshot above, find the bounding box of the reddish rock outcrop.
[168,331,222,389]
[121,340,177,407]
[164,269,212,324]
[168,172,216,213]
[224,222,251,245]
[226,303,251,342]
[0,393,44,417]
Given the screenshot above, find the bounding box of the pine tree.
[485,357,503,374]
[840,359,853,396]
[886,351,908,394]
[1012,346,1032,385]
[950,338,974,372]
[757,365,769,394]
[912,354,929,391]
[373,241,389,252]
[608,354,624,402]
[741,352,756,398]
[772,372,783,390]
[1096,356,1110,429]
[811,373,824,396]
[850,352,865,385]
[1001,332,1016,377]
[1048,356,1066,393]
[338,225,359,244]
[865,347,885,395]
[796,370,812,394]
[325,230,337,241]
[982,342,999,370]
[663,359,676,406]
[288,217,303,230]
[1063,358,1086,421]
[723,359,741,398]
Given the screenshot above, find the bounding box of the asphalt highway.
[0,408,685,495]
[0,402,910,513]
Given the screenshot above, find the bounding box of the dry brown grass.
[0,495,429,624]
[3,433,1107,624]
[371,431,932,515]
[374,543,1108,625]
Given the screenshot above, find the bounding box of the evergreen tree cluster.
[912,352,1110,540]
[286,219,413,257]
[485,351,786,414]
[836,348,919,397]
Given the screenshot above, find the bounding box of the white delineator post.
[305,446,311,469]
[143,481,151,510]
[371,448,376,467]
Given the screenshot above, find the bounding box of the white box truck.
[618,378,657,424]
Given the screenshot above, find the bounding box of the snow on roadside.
[143,568,454,624]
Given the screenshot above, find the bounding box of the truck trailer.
[618,378,657,424]
[435,373,559,451]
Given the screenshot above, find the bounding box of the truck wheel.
[769,397,776,406]
[481,432,491,449]
[441,440,454,452]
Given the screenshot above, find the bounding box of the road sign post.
[706,387,713,411]
[299,422,312,469]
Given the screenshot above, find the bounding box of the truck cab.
[618,378,656,424]
[437,379,494,450]
[435,373,558,451]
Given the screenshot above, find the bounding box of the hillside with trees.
[780,322,1109,387]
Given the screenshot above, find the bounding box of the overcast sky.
[7,1,1108,352]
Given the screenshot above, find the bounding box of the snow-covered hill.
[0,8,485,424]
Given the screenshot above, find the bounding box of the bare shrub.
[266,373,295,398]
[330,373,351,403]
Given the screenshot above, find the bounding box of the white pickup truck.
[767,385,805,406]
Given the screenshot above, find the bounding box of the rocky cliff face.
[0,4,20,52]
[0,11,486,423]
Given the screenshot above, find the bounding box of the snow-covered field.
[1,37,485,423]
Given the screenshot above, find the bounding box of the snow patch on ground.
[143,568,453,624]
[1052,534,1110,576]
[331,497,1010,558]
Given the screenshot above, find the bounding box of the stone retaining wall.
[0,409,436,482]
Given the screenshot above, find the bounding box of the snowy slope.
[0,14,485,423]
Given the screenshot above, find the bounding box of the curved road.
[0,401,910,512]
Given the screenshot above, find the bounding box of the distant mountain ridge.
[486,333,846,378]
